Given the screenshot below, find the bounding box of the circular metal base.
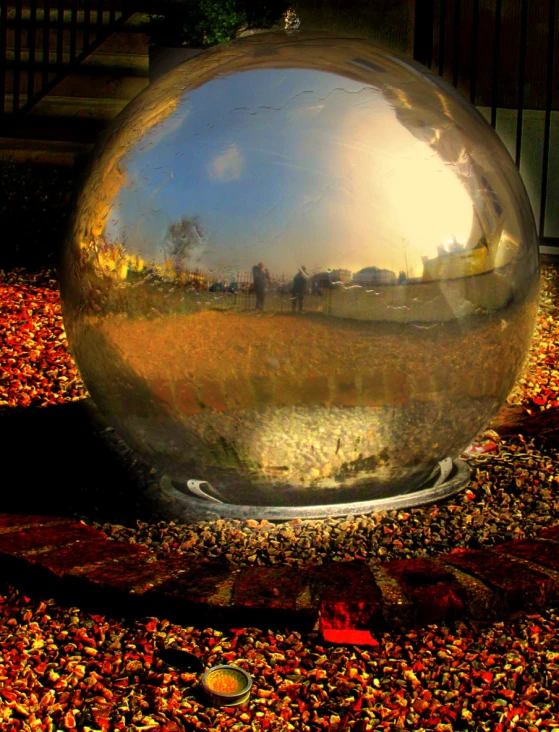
[158,459,471,522]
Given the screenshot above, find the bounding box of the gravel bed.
[1,264,559,730]
[1,586,558,731]
[93,431,559,567]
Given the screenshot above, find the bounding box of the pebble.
[95,431,559,571]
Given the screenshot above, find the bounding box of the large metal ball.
[61,32,539,512]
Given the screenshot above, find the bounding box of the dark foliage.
[0,160,77,272]
[143,0,291,48]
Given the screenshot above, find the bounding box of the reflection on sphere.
[61,32,540,507]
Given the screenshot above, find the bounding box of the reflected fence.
[183,270,330,316]
[114,264,521,324]
[119,268,343,317]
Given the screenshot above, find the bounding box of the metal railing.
[414,0,558,249]
[0,0,132,119]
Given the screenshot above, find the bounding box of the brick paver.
[537,525,559,542]
[32,538,147,575]
[381,557,469,626]
[153,562,237,608]
[0,515,68,533]
[493,539,559,577]
[70,552,181,594]
[0,522,103,556]
[310,562,385,645]
[439,548,557,612]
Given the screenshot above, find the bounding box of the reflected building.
[422,238,498,282]
[332,269,352,284]
[352,266,397,287]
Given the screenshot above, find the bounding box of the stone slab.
[227,565,314,629]
[428,559,501,621]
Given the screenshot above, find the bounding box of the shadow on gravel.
[2,398,558,526]
[0,399,160,525]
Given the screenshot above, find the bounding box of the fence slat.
[0,0,7,115]
[470,0,479,105]
[12,1,23,113]
[28,0,38,104]
[110,0,117,28]
[515,0,529,167]
[452,0,460,88]
[97,0,104,40]
[413,0,434,68]
[69,0,79,63]
[56,0,65,75]
[42,0,51,91]
[491,0,502,129]
[83,0,91,49]
[539,0,557,238]
[438,0,446,77]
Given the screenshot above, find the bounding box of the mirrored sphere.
[61,32,540,508]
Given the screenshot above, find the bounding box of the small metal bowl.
[201,665,252,707]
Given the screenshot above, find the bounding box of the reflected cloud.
[208,144,245,182]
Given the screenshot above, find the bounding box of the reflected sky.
[105,67,476,279]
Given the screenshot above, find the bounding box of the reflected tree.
[162,215,205,275]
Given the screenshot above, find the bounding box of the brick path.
[1,513,558,646]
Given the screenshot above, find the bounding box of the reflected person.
[291,266,308,313]
[252,261,270,311]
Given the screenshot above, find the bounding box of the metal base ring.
[157,459,472,523]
